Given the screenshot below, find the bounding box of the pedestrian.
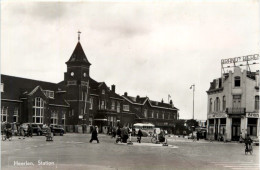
[116,126,121,137]
[111,127,116,138]
[137,129,143,143]
[244,134,253,151]
[18,125,25,139]
[89,126,99,143]
[197,132,200,141]
[27,124,33,137]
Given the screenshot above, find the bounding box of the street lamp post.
[190,84,195,120]
[190,84,195,139]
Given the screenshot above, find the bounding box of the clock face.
[83,73,86,77]
[71,72,74,77]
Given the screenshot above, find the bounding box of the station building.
[1,35,179,133]
[206,60,259,141]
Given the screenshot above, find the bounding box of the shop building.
[207,58,259,141]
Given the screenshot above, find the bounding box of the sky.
[1,0,259,120]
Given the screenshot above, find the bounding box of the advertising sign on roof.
[221,54,259,65]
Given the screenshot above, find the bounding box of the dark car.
[21,123,43,136]
[50,125,65,136]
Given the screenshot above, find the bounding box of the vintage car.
[50,125,65,136]
[20,123,43,136]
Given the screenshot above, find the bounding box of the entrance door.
[232,118,241,141]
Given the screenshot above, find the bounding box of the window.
[144,109,147,118]
[101,100,105,110]
[33,97,44,124]
[209,98,212,113]
[156,112,159,119]
[168,113,170,120]
[117,101,120,113]
[13,107,18,123]
[123,105,130,111]
[222,96,226,111]
[111,100,115,110]
[62,112,66,125]
[1,107,8,122]
[234,76,240,87]
[90,97,93,110]
[43,90,54,99]
[51,111,58,125]
[102,89,105,94]
[151,111,154,118]
[67,81,77,85]
[255,96,259,110]
[0,83,4,92]
[215,97,220,112]
[162,113,164,119]
[71,109,74,116]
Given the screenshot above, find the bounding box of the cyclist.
[244,134,253,151]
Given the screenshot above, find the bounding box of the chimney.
[161,98,164,103]
[111,85,115,93]
[170,100,173,105]
[124,92,128,96]
[136,95,140,101]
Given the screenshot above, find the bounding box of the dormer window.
[234,76,240,87]
[43,90,54,99]
[102,89,105,94]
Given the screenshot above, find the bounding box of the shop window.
[234,76,240,87]
[247,118,257,136]
[220,118,226,124]
[255,96,259,110]
[209,119,214,125]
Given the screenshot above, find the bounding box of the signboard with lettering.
[208,113,227,119]
[246,113,259,118]
[221,54,259,65]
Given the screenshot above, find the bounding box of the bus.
[133,123,156,136]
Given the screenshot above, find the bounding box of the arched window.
[234,76,241,87]
[222,96,226,111]
[255,96,259,110]
[33,97,44,124]
[209,98,212,113]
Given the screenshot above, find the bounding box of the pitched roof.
[1,74,65,101]
[66,42,91,66]
[122,95,178,110]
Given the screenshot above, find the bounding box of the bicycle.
[151,134,157,143]
[245,144,253,155]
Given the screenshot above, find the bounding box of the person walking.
[137,129,143,143]
[89,126,99,143]
[18,125,25,139]
[27,124,33,137]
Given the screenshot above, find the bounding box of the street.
[1,133,259,170]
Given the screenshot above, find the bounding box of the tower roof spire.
[78,30,81,42]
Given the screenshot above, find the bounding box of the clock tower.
[64,32,91,125]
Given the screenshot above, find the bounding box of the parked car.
[20,123,43,136]
[50,125,65,136]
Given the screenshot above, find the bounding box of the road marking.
[211,161,259,170]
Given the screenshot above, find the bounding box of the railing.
[226,107,246,114]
